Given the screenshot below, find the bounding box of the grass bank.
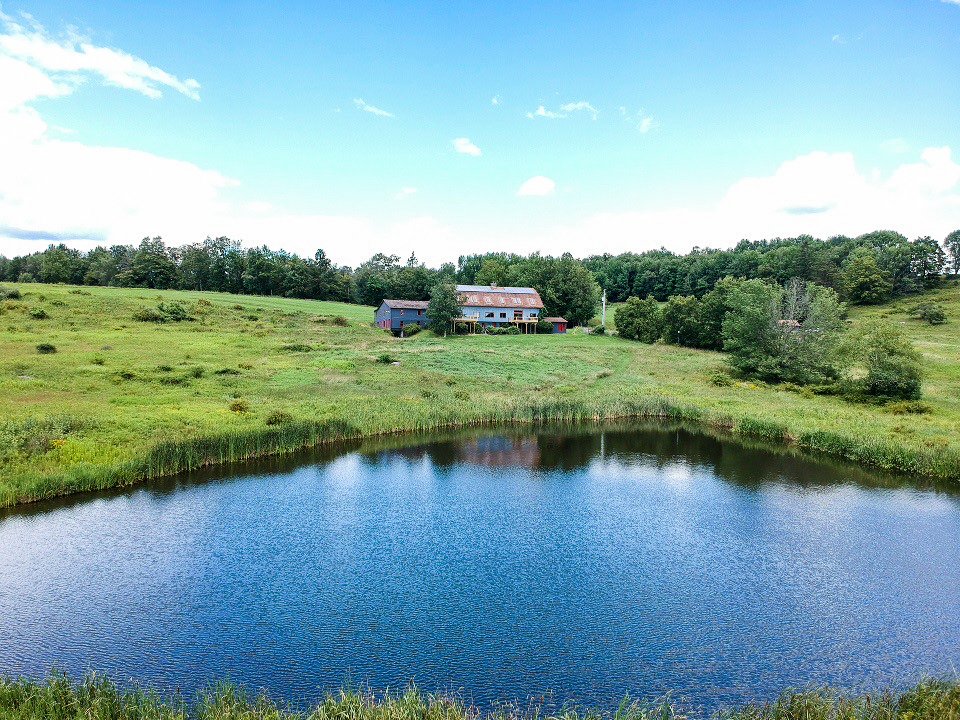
[2,673,960,720]
[2,282,960,507]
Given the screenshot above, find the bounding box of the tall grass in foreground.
[2,674,959,720]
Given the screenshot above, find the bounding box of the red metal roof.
[382,299,430,309]
[456,285,545,309]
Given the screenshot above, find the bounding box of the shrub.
[376,353,396,364]
[909,302,947,325]
[189,366,205,379]
[453,321,470,335]
[615,296,662,343]
[536,320,555,334]
[214,367,240,375]
[401,324,421,336]
[886,400,932,415]
[265,409,293,425]
[156,364,173,372]
[0,287,21,299]
[843,319,923,400]
[116,370,136,381]
[17,272,34,283]
[331,315,350,326]
[229,399,250,413]
[29,308,49,320]
[36,343,57,354]
[504,325,521,335]
[590,324,605,335]
[280,343,313,352]
[90,355,105,366]
[133,300,192,323]
[710,370,733,387]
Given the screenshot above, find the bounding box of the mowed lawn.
[1,281,959,506]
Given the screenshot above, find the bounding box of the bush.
[376,353,396,364]
[188,366,205,379]
[844,320,923,400]
[36,343,57,354]
[453,321,470,335]
[615,296,662,343]
[280,343,313,352]
[0,286,21,299]
[536,320,555,334]
[331,315,350,326]
[17,273,34,283]
[265,409,293,425]
[214,367,241,375]
[710,370,733,387]
[590,324,605,335]
[401,324,421,336]
[229,399,250,413]
[909,302,947,325]
[885,400,932,415]
[29,308,49,320]
[133,300,192,323]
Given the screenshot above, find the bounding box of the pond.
[1,424,959,715]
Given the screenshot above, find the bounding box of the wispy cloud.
[353,97,394,117]
[526,104,565,120]
[395,187,417,199]
[941,0,960,6]
[831,33,846,44]
[527,100,599,120]
[0,9,201,100]
[517,175,556,197]
[620,106,655,133]
[452,137,482,156]
[491,95,501,106]
[560,101,598,120]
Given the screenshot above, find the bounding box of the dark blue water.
[1,425,959,715]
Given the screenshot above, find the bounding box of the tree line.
[2,229,958,327]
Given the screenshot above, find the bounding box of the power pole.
[601,289,607,327]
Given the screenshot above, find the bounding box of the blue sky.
[1,1,959,265]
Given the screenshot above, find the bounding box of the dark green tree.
[615,296,662,343]
[841,248,893,304]
[427,282,464,336]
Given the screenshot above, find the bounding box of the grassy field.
[2,281,959,507]
[2,673,959,720]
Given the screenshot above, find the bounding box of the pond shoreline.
[2,673,958,720]
[5,394,960,510]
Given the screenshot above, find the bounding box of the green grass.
[2,282,960,507]
[2,673,959,720]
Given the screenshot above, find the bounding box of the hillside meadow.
[1,281,959,507]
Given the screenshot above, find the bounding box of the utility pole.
[601,289,607,327]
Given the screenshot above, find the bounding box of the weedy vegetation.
[1,282,959,507]
[1,673,959,720]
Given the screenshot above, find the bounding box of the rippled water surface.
[2,425,959,713]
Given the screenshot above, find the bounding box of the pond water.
[1,424,959,715]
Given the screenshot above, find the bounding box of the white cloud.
[0,10,200,100]
[559,100,598,120]
[620,106,655,133]
[941,0,960,6]
[526,104,565,119]
[516,175,556,197]
[831,34,846,44]
[352,97,394,117]
[452,137,482,156]
[491,95,501,106]
[395,187,417,199]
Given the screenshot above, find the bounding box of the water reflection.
[1,423,958,715]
